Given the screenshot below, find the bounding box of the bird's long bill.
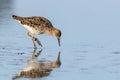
[58,38,61,46]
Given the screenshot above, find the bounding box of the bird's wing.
[23,16,53,28]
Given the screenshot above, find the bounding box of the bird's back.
[12,15,54,34]
[12,15,53,28]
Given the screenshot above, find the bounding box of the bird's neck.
[44,28,54,36]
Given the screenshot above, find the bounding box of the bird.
[12,15,61,49]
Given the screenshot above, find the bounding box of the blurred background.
[0,0,120,80]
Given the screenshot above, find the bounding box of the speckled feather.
[12,15,61,47]
[12,15,53,34]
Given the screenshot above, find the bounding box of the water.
[0,0,120,80]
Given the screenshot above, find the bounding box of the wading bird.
[12,15,61,49]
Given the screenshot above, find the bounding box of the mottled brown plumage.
[12,15,61,48]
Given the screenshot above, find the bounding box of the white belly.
[23,25,40,34]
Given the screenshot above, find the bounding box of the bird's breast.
[22,24,42,34]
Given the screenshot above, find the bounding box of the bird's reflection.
[13,49,61,80]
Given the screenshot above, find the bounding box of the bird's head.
[52,28,61,46]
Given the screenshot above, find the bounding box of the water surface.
[0,0,120,80]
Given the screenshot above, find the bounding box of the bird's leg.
[26,32,37,49]
[26,32,42,48]
[31,34,37,49]
[34,37,42,47]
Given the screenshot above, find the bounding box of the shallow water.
[1,0,120,80]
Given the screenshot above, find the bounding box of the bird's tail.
[12,15,23,21]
